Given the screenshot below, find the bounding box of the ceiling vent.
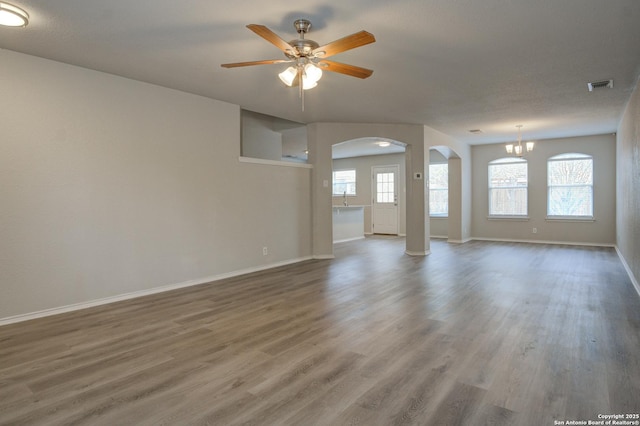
[468,129,483,134]
[587,79,613,92]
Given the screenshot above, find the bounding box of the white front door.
[372,165,399,235]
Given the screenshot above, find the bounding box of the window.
[547,153,593,217]
[333,169,356,196]
[488,158,528,216]
[429,163,448,216]
[376,172,395,203]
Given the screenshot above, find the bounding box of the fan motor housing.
[286,38,319,58]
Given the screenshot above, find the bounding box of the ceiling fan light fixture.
[304,63,322,83]
[278,67,298,87]
[0,2,29,27]
[279,63,322,90]
[302,78,318,90]
[222,19,375,109]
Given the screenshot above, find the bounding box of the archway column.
[405,141,431,255]
[307,123,335,258]
[447,157,463,243]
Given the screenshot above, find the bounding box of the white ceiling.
[2,0,639,145]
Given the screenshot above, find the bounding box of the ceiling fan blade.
[318,60,373,79]
[221,59,291,68]
[312,30,375,58]
[246,24,297,56]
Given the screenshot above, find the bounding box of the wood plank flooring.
[1,237,639,425]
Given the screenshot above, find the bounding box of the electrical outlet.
[262,246,268,256]
[532,227,538,234]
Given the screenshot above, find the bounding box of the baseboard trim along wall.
[312,254,336,260]
[333,236,365,244]
[0,256,313,326]
[5,239,632,326]
[615,246,640,299]
[405,250,431,256]
[471,237,616,248]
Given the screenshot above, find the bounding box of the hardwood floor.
[1,237,639,425]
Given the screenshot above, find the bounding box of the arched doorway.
[306,122,430,258]
[429,146,463,243]
[331,137,407,242]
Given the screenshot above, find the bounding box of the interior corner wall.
[616,76,640,292]
[0,49,312,321]
[241,112,283,161]
[471,134,616,245]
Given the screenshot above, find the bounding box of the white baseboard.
[405,250,431,256]
[446,238,473,244]
[312,254,335,260]
[615,246,640,299]
[333,236,365,244]
[471,237,615,248]
[0,256,313,326]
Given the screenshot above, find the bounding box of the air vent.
[469,129,483,134]
[587,79,613,92]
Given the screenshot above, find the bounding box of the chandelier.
[505,125,534,157]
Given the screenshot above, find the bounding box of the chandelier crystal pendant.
[505,125,534,157]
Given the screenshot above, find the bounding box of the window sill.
[430,215,449,219]
[487,216,530,221]
[546,216,595,223]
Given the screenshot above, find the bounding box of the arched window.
[547,153,593,217]
[488,158,528,216]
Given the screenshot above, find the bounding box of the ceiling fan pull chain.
[299,64,304,111]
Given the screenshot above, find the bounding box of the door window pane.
[376,172,395,203]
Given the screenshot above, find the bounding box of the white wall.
[0,50,312,321]
[617,77,640,293]
[471,134,616,245]
[241,111,283,161]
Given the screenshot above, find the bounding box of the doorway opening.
[331,137,406,243]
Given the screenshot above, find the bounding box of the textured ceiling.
[2,0,639,145]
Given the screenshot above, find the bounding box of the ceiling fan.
[221,19,375,108]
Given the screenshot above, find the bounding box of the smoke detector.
[587,79,613,92]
